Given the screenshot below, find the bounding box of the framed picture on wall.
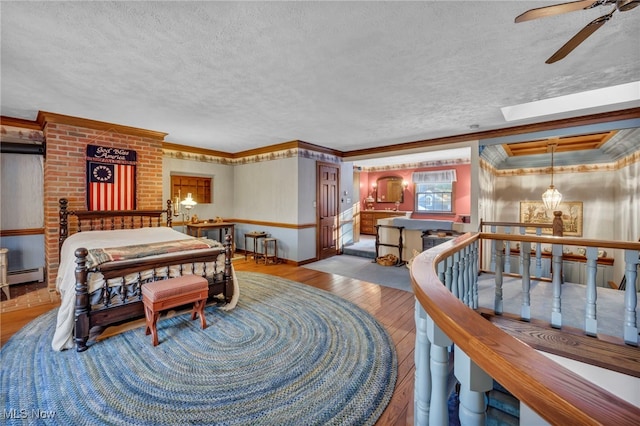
[519,201,583,237]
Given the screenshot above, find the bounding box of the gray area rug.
[1,272,397,425]
[303,255,413,293]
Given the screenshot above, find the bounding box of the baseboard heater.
[7,267,44,285]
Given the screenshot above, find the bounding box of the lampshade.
[180,193,197,209]
[542,185,562,210]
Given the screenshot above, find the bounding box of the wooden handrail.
[480,232,640,251]
[410,232,640,425]
[479,220,554,229]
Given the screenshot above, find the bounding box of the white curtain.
[412,169,457,183]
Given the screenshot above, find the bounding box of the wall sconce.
[402,180,409,190]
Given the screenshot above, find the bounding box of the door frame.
[316,161,340,260]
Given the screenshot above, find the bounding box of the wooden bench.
[142,275,209,346]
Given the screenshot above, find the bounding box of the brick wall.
[41,114,165,289]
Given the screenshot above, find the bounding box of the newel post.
[414,301,432,425]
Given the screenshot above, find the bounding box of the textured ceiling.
[1,1,639,159]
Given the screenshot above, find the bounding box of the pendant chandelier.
[542,143,562,210]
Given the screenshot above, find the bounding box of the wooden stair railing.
[479,232,640,344]
[411,232,640,426]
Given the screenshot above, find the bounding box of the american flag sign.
[87,145,137,211]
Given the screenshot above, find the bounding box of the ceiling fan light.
[542,185,563,210]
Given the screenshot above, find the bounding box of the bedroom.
[1,0,638,283]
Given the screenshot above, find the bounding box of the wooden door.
[317,162,340,260]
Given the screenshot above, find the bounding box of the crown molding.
[343,107,640,159]
[4,107,637,162]
[234,139,342,159]
[162,141,233,159]
[0,116,42,130]
[36,111,168,140]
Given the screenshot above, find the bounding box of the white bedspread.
[52,227,238,351]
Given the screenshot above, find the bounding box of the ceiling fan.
[515,0,639,63]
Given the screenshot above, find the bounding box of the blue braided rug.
[1,271,397,425]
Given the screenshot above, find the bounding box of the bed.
[53,198,237,352]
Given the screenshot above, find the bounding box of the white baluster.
[462,245,471,307]
[454,346,492,426]
[438,256,446,287]
[462,245,472,309]
[494,240,504,314]
[504,226,511,273]
[623,250,639,346]
[535,228,542,278]
[452,251,460,299]
[490,225,497,272]
[444,255,453,292]
[414,301,431,425]
[521,241,531,321]
[584,247,599,336]
[427,315,453,426]
[551,244,563,328]
[471,241,479,309]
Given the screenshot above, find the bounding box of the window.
[415,182,453,213]
[171,175,212,204]
[412,170,456,213]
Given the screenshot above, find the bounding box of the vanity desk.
[360,210,411,235]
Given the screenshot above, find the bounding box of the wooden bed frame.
[58,198,234,352]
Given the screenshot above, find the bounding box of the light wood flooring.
[0,258,416,425]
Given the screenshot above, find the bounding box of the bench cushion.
[142,275,208,302]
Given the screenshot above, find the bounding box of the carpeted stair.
[486,380,519,426]
[343,245,376,259]
[447,379,519,426]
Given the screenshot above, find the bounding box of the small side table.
[186,222,235,253]
[244,232,267,262]
[262,238,278,265]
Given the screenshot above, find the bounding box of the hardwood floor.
[0,257,416,426]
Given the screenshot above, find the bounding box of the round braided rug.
[1,271,397,425]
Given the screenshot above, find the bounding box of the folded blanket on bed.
[86,238,223,268]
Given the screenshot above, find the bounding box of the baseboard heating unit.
[8,267,44,285]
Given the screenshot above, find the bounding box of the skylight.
[501,81,640,122]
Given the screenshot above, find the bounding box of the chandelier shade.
[542,185,562,210]
[542,143,562,210]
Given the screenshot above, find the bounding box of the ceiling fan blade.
[545,10,614,63]
[515,0,601,23]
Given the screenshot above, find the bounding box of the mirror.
[376,176,404,203]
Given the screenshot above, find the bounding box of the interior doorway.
[316,162,340,260]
